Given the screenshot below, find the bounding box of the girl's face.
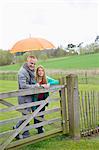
[37,67,44,77]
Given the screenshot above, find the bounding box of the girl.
[32,65,59,134]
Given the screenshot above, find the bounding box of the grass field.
[19,135,99,150]
[0,53,99,71]
[0,80,99,150]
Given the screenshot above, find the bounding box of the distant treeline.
[0,42,99,66]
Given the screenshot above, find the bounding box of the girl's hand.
[35,83,40,87]
[41,83,50,89]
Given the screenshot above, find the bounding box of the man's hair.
[27,55,37,60]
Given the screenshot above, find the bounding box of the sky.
[0,0,99,50]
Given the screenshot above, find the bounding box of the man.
[13,55,38,139]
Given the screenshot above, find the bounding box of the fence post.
[85,72,88,84]
[59,77,68,134]
[66,74,80,139]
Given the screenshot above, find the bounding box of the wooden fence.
[1,70,99,85]
[0,74,99,150]
[79,90,99,136]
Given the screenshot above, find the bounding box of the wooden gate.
[0,84,68,150]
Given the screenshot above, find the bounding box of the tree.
[0,50,13,66]
[80,43,99,54]
[95,35,99,43]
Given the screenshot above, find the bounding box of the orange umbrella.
[10,37,55,53]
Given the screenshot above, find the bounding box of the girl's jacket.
[32,76,59,110]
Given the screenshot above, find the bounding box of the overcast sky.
[0,0,99,50]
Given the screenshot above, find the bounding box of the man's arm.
[18,74,36,89]
[18,68,37,89]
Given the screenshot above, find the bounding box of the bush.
[0,50,13,66]
[38,53,48,61]
[53,47,67,57]
[23,51,41,60]
[0,71,17,80]
[15,55,25,64]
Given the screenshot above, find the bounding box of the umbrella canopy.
[10,37,55,53]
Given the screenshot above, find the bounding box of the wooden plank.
[34,116,46,122]
[0,99,30,115]
[66,74,80,139]
[0,100,46,113]
[85,91,89,131]
[97,93,99,127]
[96,92,99,128]
[0,99,13,107]
[91,91,94,130]
[0,107,60,126]
[0,85,64,99]
[7,127,63,150]
[0,100,48,150]
[87,91,92,135]
[94,91,98,133]
[79,91,84,133]
[21,118,61,132]
[0,98,60,113]
[60,77,68,134]
[81,91,87,134]
[92,91,96,132]
[95,92,98,130]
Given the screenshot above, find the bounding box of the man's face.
[27,58,37,71]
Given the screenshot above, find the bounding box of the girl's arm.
[46,76,59,85]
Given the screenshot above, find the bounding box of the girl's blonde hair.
[36,65,47,84]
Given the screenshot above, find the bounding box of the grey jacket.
[18,65,36,107]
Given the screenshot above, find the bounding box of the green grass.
[1,80,99,93]
[0,80,99,150]
[18,135,99,150]
[0,53,99,71]
[41,53,99,70]
[0,80,18,92]
[0,63,22,71]
[79,84,99,91]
